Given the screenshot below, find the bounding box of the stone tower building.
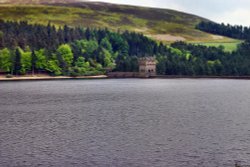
[138,57,157,78]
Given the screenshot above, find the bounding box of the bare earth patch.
[150,34,186,42]
[134,27,149,33]
[211,35,224,40]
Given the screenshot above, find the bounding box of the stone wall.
[107,72,139,78]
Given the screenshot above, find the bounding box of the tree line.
[1,20,250,76]
[0,20,169,76]
[159,41,250,76]
[196,21,250,40]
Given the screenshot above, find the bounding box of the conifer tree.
[31,49,36,75]
[14,48,21,75]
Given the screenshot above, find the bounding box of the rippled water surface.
[1,79,250,167]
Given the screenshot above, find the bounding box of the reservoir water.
[1,79,250,167]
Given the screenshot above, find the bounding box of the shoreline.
[0,75,108,81]
[155,75,250,80]
[1,75,250,81]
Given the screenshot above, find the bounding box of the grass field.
[191,40,242,52]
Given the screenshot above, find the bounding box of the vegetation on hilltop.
[197,21,250,40]
[0,1,236,43]
[0,0,79,4]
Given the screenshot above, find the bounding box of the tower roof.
[138,57,156,62]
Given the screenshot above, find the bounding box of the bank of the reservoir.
[0,75,108,81]
[1,75,250,81]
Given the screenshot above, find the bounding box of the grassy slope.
[193,41,242,52]
[0,2,241,49]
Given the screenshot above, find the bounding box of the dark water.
[1,79,250,167]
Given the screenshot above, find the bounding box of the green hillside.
[0,0,240,47]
